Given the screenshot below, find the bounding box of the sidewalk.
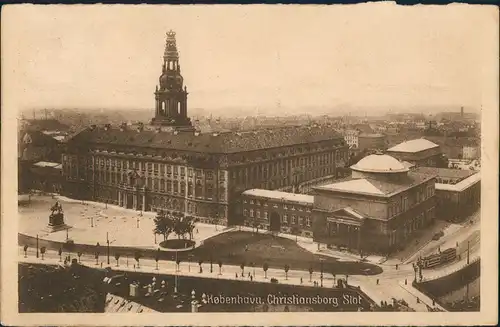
[18,247,426,312]
[398,281,446,311]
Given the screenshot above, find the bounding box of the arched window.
[178,102,181,115]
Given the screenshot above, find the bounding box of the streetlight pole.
[36,234,39,258]
[467,241,470,265]
[107,232,110,265]
[320,259,324,287]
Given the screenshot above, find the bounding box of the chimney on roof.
[104,124,111,131]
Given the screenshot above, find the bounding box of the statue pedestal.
[45,213,71,233]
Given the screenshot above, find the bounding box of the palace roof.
[387,138,439,153]
[67,124,345,154]
[315,172,433,197]
[242,189,314,205]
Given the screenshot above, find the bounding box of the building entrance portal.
[270,212,281,232]
[126,193,133,209]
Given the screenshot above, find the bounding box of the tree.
[40,246,46,260]
[198,259,203,273]
[77,251,82,263]
[309,266,314,282]
[23,245,28,258]
[153,210,174,242]
[240,262,245,276]
[58,247,63,262]
[218,260,223,275]
[134,251,142,268]
[284,264,290,280]
[172,213,187,239]
[154,249,160,270]
[114,253,120,267]
[263,263,269,279]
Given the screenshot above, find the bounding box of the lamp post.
[36,234,39,258]
[320,258,324,287]
[210,252,213,273]
[107,232,110,265]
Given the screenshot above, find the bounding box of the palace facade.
[62,31,349,226]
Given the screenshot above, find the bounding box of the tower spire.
[153,30,192,130]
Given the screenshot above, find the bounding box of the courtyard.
[18,195,227,249]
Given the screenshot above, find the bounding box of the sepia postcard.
[1,3,498,326]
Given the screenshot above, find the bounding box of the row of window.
[243,209,312,227]
[230,151,347,181]
[90,171,227,201]
[243,199,312,212]
[388,184,435,218]
[63,156,226,181]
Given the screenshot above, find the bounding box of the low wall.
[413,259,480,311]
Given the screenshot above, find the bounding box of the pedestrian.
[405,278,407,285]
[101,262,103,268]
[250,275,253,282]
[235,272,238,279]
[395,264,398,270]
[376,279,379,285]
[416,297,420,303]
[300,277,303,284]
[196,228,199,234]
[248,272,251,278]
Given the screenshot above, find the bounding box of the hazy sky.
[2,4,498,114]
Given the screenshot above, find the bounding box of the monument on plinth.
[46,201,71,232]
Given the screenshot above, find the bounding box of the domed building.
[311,152,437,254]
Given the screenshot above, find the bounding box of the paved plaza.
[19,195,228,249]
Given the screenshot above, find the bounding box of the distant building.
[18,130,62,194]
[414,167,480,222]
[358,133,386,152]
[386,138,445,167]
[343,129,360,149]
[29,161,63,194]
[312,153,436,254]
[462,144,480,160]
